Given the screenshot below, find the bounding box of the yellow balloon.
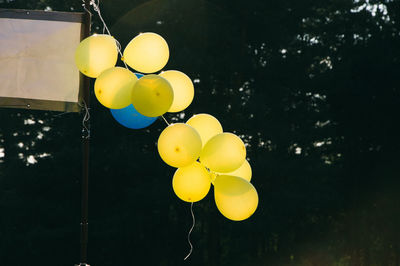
[200,133,246,173]
[75,34,118,78]
[218,160,252,182]
[158,123,202,168]
[214,175,258,221]
[186,114,223,148]
[94,67,138,109]
[210,172,218,183]
[159,70,194,112]
[172,162,211,202]
[123,32,169,73]
[131,74,174,117]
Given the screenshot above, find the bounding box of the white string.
[90,0,111,35]
[161,115,170,126]
[184,202,195,260]
[81,100,90,139]
[88,0,128,68]
[81,0,92,17]
[53,111,74,117]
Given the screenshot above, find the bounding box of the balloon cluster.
[75,33,258,221]
[161,115,259,221]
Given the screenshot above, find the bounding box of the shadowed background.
[1,0,400,265]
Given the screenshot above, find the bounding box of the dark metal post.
[81,134,90,265]
[78,1,91,265]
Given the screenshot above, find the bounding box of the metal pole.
[81,135,90,265]
[78,1,91,265]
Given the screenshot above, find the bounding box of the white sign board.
[0,9,87,112]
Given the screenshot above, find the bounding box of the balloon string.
[81,0,92,18]
[87,0,129,69]
[53,111,75,117]
[81,99,91,139]
[89,0,111,35]
[184,202,195,260]
[161,115,170,126]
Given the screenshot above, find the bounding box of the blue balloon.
[111,104,157,129]
[135,73,144,79]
